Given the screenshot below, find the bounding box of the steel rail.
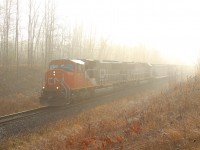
[0,106,57,126]
[0,76,169,127]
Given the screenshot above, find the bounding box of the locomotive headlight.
[56,86,59,89]
[42,86,45,89]
[53,71,55,73]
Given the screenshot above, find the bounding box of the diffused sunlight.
[57,0,200,65]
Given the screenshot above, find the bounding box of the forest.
[0,0,167,70]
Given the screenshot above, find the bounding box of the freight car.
[40,59,171,106]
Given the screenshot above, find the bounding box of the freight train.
[40,59,177,106]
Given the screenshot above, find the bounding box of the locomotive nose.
[46,70,65,89]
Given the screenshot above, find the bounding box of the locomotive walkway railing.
[54,78,71,100]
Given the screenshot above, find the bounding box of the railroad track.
[0,76,169,128]
[0,97,101,127]
[0,76,171,141]
[0,88,127,127]
[0,106,58,127]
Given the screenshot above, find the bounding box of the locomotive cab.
[40,59,93,106]
[40,60,75,105]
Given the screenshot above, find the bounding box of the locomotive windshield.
[49,64,74,72]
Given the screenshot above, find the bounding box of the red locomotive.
[40,59,159,106]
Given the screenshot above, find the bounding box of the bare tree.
[15,0,19,76]
[71,24,83,58]
[0,0,167,68]
[33,16,44,63]
[3,0,12,68]
[44,0,55,67]
[27,0,40,67]
[0,4,2,65]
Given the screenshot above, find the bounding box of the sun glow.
[57,0,200,65]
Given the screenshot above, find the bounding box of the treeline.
[0,0,165,69]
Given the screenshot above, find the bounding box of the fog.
[56,0,200,65]
[0,0,199,66]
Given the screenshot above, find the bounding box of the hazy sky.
[57,0,200,64]
[0,0,198,64]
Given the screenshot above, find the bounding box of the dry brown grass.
[0,66,44,115]
[1,75,200,150]
[0,94,40,116]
